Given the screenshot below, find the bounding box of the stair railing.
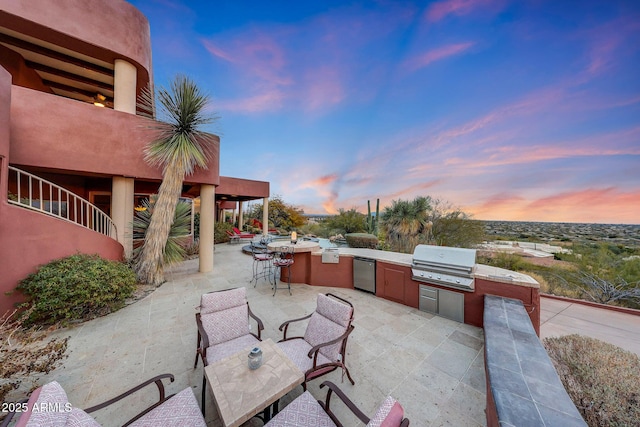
[7,166,117,239]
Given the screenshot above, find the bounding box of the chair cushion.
[274,258,293,267]
[277,339,332,373]
[265,391,337,427]
[206,334,261,365]
[254,253,272,261]
[303,312,347,362]
[366,396,405,427]
[200,287,246,314]
[65,408,100,427]
[129,387,206,427]
[22,381,70,427]
[14,386,41,427]
[316,294,353,328]
[200,304,250,345]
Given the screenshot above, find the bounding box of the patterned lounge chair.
[265,380,410,427]
[0,374,205,427]
[277,293,355,389]
[194,287,264,411]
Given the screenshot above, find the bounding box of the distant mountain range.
[483,220,640,247]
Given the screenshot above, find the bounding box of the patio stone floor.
[44,243,487,426]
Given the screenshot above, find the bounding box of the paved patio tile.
[36,243,486,426]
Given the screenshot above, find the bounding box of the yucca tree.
[135,75,218,286]
[380,196,432,253]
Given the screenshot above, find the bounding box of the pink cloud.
[215,90,285,113]
[525,188,640,224]
[426,0,507,23]
[301,67,346,112]
[202,3,418,114]
[308,174,339,187]
[202,40,234,62]
[465,188,640,224]
[581,17,640,79]
[404,42,475,72]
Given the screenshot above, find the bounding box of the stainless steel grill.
[411,245,477,291]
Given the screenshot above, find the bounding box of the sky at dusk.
[129,0,640,224]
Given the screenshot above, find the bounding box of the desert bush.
[0,309,69,407]
[345,233,378,249]
[544,334,640,426]
[298,222,323,237]
[183,238,200,258]
[17,254,136,326]
[479,252,528,271]
[322,208,367,236]
[215,222,234,244]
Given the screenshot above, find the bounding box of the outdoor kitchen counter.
[310,248,539,288]
[473,264,539,288]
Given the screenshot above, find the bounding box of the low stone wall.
[483,295,586,427]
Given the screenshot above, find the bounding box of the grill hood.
[411,245,477,291]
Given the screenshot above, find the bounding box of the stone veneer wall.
[483,295,586,427]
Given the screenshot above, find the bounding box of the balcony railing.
[8,166,117,239]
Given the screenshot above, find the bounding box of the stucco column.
[114,59,137,114]
[199,184,215,272]
[262,197,269,236]
[112,176,134,258]
[238,201,244,231]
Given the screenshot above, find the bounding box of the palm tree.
[380,196,432,253]
[135,75,218,286]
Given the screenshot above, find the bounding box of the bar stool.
[250,242,273,286]
[272,246,294,296]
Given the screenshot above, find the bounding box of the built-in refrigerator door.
[353,257,376,293]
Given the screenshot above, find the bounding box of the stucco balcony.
[8,85,219,186]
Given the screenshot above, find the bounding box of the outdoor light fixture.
[291,231,297,244]
[93,93,106,107]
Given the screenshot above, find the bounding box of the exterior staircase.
[7,166,117,239]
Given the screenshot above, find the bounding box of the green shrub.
[193,212,200,239]
[215,222,234,244]
[480,252,528,271]
[544,334,640,426]
[345,233,378,249]
[17,254,136,326]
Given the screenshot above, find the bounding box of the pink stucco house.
[0,0,269,314]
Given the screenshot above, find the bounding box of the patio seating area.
[42,243,486,427]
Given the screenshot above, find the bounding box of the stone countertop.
[268,240,320,253]
[483,296,586,427]
[473,264,539,288]
[311,247,539,288]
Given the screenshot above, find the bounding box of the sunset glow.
[131,0,640,224]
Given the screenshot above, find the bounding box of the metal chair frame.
[249,242,274,286]
[278,293,355,389]
[194,288,264,415]
[272,245,294,296]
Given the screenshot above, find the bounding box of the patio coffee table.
[204,338,304,427]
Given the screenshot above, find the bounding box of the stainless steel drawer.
[420,286,437,299]
[419,285,438,314]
